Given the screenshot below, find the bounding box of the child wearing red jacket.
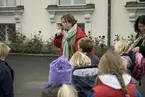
[89,50,141,97]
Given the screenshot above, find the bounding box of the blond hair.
[114,39,129,55]
[69,51,91,67]
[0,43,10,60]
[97,50,128,96]
[57,84,78,97]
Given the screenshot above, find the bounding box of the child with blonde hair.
[115,39,129,55]
[57,84,77,97]
[70,51,98,97]
[69,51,91,67]
[115,39,133,69]
[89,50,141,97]
[0,43,14,97]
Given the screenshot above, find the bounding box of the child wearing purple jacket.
[42,56,77,97]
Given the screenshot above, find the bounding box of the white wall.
[20,0,136,44]
[91,0,135,45]
[91,0,108,40]
[111,0,135,44]
[0,15,15,23]
[21,0,52,41]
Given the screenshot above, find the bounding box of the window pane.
[7,24,16,41]
[0,24,6,41]
[78,23,85,32]
[0,0,4,6]
[74,0,86,4]
[7,0,16,6]
[140,0,145,1]
[59,0,71,5]
[0,24,16,41]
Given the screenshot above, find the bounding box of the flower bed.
[8,31,135,57]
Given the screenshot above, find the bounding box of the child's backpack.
[131,52,145,81]
[121,51,145,82]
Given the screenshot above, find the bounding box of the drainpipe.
[107,0,111,46]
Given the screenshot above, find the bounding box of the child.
[57,84,78,97]
[114,39,132,69]
[42,56,76,97]
[78,38,99,66]
[114,40,141,84]
[70,51,98,97]
[90,50,140,97]
[0,43,14,97]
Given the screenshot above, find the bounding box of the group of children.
[42,37,143,97]
[0,37,143,97]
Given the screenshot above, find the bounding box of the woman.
[53,14,87,59]
[90,50,139,97]
[133,15,145,57]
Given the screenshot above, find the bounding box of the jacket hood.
[72,66,98,97]
[99,74,132,89]
[73,66,98,77]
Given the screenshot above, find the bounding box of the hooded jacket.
[72,66,98,97]
[92,74,137,97]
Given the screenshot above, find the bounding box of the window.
[58,0,86,6]
[139,0,145,2]
[57,23,85,32]
[0,0,16,7]
[0,24,15,41]
[78,23,85,32]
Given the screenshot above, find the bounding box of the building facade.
[0,0,145,45]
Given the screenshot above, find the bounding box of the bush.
[23,32,43,53]
[9,31,59,55]
[45,38,59,55]
[9,32,26,53]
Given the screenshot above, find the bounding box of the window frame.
[0,23,16,42]
[138,0,145,3]
[57,0,86,6]
[57,23,85,32]
[77,23,85,32]
[0,0,16,7]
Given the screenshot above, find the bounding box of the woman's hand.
[132,47,140,52]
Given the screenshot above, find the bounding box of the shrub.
[88,31,108,57]
[9,32,26,53]
[9,31,59,55]
[23,32,43,53]
[45,37,59,55]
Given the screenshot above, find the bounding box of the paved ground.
[6,55,58,97]
[6,55,145,97]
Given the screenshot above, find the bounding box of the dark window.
[139,0,145,2]
[78,23,85,32]
[57,23,85,32]
[0,24,15,41]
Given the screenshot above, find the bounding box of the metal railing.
[0,24,15,42]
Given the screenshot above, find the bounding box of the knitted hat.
[44,56,72,88]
